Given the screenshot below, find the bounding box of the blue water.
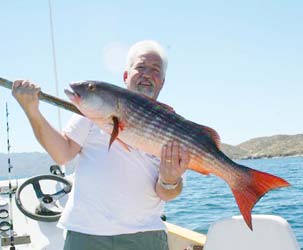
[165,156,303,249]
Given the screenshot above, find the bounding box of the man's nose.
[142,68,152,77]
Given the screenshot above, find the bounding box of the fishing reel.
[15,175,72,222]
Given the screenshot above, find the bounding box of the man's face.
[123,52,165,100]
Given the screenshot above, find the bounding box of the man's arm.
[155,141,189,201]
[12,80,81,164]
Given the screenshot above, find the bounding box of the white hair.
[126,40,168,77]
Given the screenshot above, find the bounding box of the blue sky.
[0,0,302,153]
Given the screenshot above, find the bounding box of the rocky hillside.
[220,143,248,159]
[221,134,303,159]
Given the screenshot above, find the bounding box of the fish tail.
[230,165,290,230]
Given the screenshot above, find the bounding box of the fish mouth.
[64,86,81,104]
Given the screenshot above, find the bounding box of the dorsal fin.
[156,101,175,112]
[201,125,221,148]
[189,121,220,148]
[141,94,175,112]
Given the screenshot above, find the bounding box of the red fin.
[157,102,175,112]
[189,121,221,148]
[189,166,211,175]
[200,125,221,148]
[108,116,119,150]
[231,167,290,230]
[117,138,131,152]
[142,94,175,112]
[188,159,211,175]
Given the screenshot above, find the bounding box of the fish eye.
[88,83,96,91]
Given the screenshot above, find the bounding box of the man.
[12,40,189,250]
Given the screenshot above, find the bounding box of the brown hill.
[221,134,303,159]
[220,143,249,159]
[237,134,303,159]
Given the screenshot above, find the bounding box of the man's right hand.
[12,79,81,164]
[12,80,41,114]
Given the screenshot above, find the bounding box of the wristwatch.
[158,177,182,190]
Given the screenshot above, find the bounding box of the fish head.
[64,81,119,122]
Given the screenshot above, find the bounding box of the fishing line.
[48,0,66,176]
[5,102,16,250]
[48,0,62,131]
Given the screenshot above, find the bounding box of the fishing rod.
[0,77,82,115]
[5,102,16,250]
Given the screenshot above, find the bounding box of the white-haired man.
[12,40,189,250]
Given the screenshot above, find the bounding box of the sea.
[165,156,303,249]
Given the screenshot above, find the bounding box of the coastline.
[234,154,303,160]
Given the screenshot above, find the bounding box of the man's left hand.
[159,140,189,184]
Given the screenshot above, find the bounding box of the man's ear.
[123,71,128,83]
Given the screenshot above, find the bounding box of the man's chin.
[135,86,155,98]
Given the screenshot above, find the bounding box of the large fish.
[64,80,290,230]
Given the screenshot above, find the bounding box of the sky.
[0,0,302,153]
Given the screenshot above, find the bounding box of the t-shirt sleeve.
[63,114,92,147]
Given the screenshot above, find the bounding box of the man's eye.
[136,66,144,70]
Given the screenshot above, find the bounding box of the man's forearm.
[26,110,76,165]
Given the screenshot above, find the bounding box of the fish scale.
[127,98,221,168]
[124,100,195,156]
[126,97,200,144]
[123,95,247,179]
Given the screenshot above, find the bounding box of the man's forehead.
[135,52,162,65]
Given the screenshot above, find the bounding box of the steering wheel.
[15,174,72,222]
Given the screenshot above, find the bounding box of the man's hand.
[155,140,189,201]
[12,80,40,114]
[159,140,189,185]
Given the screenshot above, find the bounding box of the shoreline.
[234,154,303,160]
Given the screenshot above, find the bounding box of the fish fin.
[108,116,120,150]
[200,125,221,148]
[230,166,290,230]
[157,102,175,112]
[189,166,211,175]
[189,121,221,148]
[117,138,131,152]
[188,160,211,175]
[142,94,175,112]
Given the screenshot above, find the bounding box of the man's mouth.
[134,79,155,98]
[137,79,154,87]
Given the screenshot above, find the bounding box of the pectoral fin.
[108,116,120,150]
[117,138,131,152]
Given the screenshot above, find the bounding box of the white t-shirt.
[57,114,166,235]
